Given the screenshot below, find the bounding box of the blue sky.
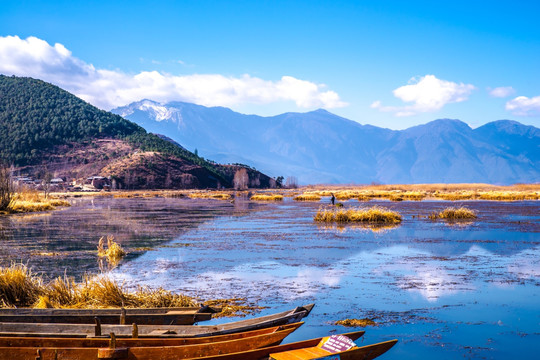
[1,0,539,129]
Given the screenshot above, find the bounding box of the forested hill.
[0,75,272,189]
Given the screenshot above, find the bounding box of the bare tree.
[233,168,249,190]
[42,170,53,199]
[0,164,14,211]
[285,176,298,189]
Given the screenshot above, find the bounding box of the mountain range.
[0,76,272,189]
[113,100,540,185]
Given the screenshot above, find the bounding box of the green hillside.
[0,75,230,186]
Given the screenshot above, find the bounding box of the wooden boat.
[268,336,398,360]
[0,322,303,348]
[0,305,220,325]
[2,325,299,360]
[0,304,314,338]
[180,332,397,360]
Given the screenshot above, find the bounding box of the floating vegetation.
[97,235,126,263]
[203,298,266,318]
[335,318,378,327]
[293,193,322,201]
[429,207,477,220]
[250,194,284,201]
[0,263,197,309]
[314,206,402,223]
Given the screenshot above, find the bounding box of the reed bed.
[314,206,402,223]
[250,194,284,201]
[303,184,539,202]
[293,193,322,201]
[6,190,71,213]
[188,192,233,200]
[429,207,477,220]
[0,263,197,309]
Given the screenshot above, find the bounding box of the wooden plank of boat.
[0,305,220,325]
[0,304,314,338]
[0,322,303,348]
[0,305,220,315]
[1,325,299,360]
[269,335,398,360]
[0,311,213,325]
[179,330,370,360]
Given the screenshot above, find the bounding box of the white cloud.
[0,35,347,111]
[488,86,515,98]
[505,95,540,116]
[371,75,475,117]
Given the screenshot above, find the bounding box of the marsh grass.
[250,194,284,201]
[98,236,127,264]
[6,189,71,213]
[0,264,197,309]
[188,192,233,200]
[429,207,477,220]
[293,193,322,201]
[303,184,539,202]
[0,263,42,307]
[314,206,402,223]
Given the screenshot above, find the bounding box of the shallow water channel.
[1,196,539,359]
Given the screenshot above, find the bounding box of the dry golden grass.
[301,184,539,202]
[188,192,233,200]
[429,207,477,220]
[0,263,42,307]
[0,264,197,309]
[250,194,284,201]
[293,193,322,201]
[335,318,378,327]
[7,190,71,213]
[314,206,402,223]
[98,236,127,264]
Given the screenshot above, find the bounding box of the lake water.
[1,196,539,359]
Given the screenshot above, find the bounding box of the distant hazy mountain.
[113,100,540,184]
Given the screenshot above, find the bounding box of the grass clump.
[335,318,378,327]
[98,235,127,263]
[429,207,477,220]
[314,206,402,224]
[6,189,71,213]
[250,194,284,201]
[0,264,198,309]
[293,193,322,201]
[0,263,42,307]
[188,192,232,200]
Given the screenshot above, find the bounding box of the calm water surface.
[1,196,539,359]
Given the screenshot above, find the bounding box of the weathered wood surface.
[178,330,367,360]
[0,306,219,325]
[1,325,299,360]
[0,304,314,338]
[0,322,302,348]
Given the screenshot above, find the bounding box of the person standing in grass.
[331,193,335,205]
